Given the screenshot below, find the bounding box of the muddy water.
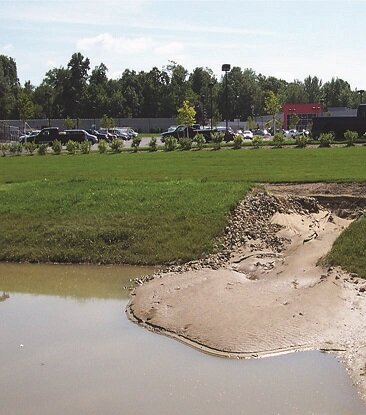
[0,263,365,415]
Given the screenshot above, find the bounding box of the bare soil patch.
[127,183,366,401]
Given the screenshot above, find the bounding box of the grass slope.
[0,147,366,265]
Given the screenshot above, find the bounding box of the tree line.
[0,52,363,124]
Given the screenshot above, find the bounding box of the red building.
[283,103,323,130]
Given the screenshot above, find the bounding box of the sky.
[1,0,365,89]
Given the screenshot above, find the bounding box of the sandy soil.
[127,183,366,401]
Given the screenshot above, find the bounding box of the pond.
[0,263,365,415]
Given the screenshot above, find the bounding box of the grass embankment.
[0,147,366,266]
[326,217,366,278]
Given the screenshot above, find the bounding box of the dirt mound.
[128,186,366,402]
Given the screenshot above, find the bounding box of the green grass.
[1,146,366,184]
[326,216,366,279]
[0,147,366,266]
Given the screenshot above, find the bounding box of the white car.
[242,130,253,139]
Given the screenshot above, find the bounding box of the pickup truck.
[20,127,98,145]
[312,104,366,140]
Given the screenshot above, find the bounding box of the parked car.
[98,128,117,142]
[161,125,195,141]
[86,129,109,142]
[108,127,133,140]
[119,127,138,139]
[20,130,41,143]
[64,129,98,144]
[242,130,253,139]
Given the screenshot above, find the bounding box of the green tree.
[264,91,282,132]
[177,100,196,127]
[303,75,322,103]
[100,114,114,129]
[17,89,34,131]
[0,55,19,118]
[289,113,300,129]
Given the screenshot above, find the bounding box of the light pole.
[358,90,365,104]
[45,91,51,127]
[201,94,205,127]
[93,106,97,130]
[208,81,214,130]
[320,98,325,116]
[75,100,80,129]
[222,64,231,135]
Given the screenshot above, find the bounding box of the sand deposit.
[127,183,366,401]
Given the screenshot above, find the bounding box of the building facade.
[283,103,323,130]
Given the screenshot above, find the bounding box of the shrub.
[318,132,334,148]
[9,142,22,156]
[272,132,285,148]
[110,138,123,153]
[164,136,177,152]
[344,130,358,147]
[252,135,263,148]
[0,143,9,156]
[178,137,193,151]
[80,140,91,154]
[212,132,224,150]
[233,134,243,149]
[149,137,157,152]
[193,133,205,150]
[295,134,308,148]
[66,140,79,155]
[98,139,108,154]
[52,139,62,155]
[131,136,142,153]
[24,141,37,155]
[37,143,48,155]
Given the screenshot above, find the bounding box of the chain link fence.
[0,122,20,142]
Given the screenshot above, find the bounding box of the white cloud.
[77,33,154,54]
[1,43,13,52]
[77,33,187,58]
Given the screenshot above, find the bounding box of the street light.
[358,90,365,104]
[320,98,325,116]
[45,91,51,127]
[222,64,231,134]
[201,94,205,127]
[93,106,97,130]
[208,81,214,130]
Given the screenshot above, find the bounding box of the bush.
[9,142,22,156]
[66,140,79,155]
[164,136,177,152]
[37,143,48,155]
[318,132,334,148]
[295,134,308,148]
[24,141,37,155]
[233,134,243,149]
[131,136,142,153]
[252,135,263,148]
[110,138,123,153]
[98,139,108,154]
[212,132,224,150]
[178,137,193,151]
[193,133,205,150]
[52,139,62,155]
[80,140,91,154]
[149,137,157,152]
[272,132,285,148]
[344,130,358,147]
[0,143,9,156]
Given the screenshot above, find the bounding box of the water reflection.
[0,263,365,415]
[0,262,154,299]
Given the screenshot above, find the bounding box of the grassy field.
[0,146,365,268]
